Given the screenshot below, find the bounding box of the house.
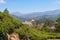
[22,21,33,27]
[48,25,56,31]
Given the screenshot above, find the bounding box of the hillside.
[1,9,60,40]
[0,9,51,40]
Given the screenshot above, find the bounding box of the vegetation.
[0,9,60,40]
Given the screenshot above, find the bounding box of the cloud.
[57,1,60,4]
[0,0,5,4]
[56,0,60,5]
[52,0,60,6]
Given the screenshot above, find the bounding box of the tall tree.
[3,8,9,14]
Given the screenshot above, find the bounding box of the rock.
[7,32,20,40]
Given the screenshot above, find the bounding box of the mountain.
[11,9,60,21]
[11,12,24,17]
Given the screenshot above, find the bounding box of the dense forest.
[0,9,60,40]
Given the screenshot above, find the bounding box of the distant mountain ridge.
[11,9,60,21]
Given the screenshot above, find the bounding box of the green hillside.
[0,9,60,40]
[0,9,48,40]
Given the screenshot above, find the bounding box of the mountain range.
[11,9,60,21]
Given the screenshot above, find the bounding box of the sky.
[0,0,60,14]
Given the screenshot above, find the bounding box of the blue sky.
[0,0,60,14]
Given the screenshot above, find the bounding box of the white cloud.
[0,0,5,4]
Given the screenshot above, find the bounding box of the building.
[22,21,33,27]
[48,25,56,31]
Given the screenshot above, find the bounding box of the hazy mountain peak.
[11,9,60,19]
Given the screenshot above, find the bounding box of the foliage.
[55,17,60,32]
[0,9,23,40]
[0,9,60,40]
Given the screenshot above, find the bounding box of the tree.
[55,17,60,32]
[3,8,9,14]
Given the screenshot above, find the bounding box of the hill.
[1,9,60,40]
[0,9,48,40]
